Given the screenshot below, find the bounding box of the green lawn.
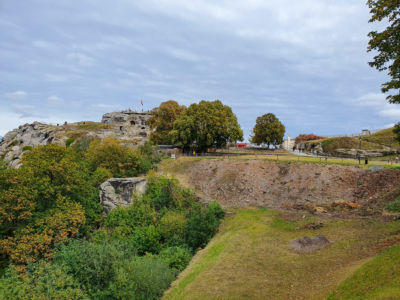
[328,243,400,300]
[164,208,400,300]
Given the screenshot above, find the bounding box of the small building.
[361,129,371,136]
[282,136,295,150]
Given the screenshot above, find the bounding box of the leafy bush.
[65,138,75,147]
[385,196,400,212]
[54,239,137,298]
[159,246,192,271]
[1,201,85,266]
[86,138,141,177]
[160,211,187,241]
[185,204,221,250]
[131,225,162,255]
[144,175,196,210]
[109,256,176,300]
[22,145,33,152]
[105,201,157,231]
[208,201,225,219]
[0,261,87,299]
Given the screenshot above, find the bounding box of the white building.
[282,135,295,150]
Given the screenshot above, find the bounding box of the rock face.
[289,235,331,253]
[0,110,152,168]
[101,110,152,141]
[99,177,147,215]
[0,122,65,168]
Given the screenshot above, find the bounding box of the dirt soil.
[164,159,400,211]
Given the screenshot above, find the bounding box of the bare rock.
[290,235,331,253]
[99,177,147,215]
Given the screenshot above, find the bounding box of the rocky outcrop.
[0,122,66,168]
[0,110,152,167]
[101,110,152,142]
[99,177,147,215]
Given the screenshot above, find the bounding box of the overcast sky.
[0,0,398,140]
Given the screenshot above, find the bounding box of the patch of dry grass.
[163,208,400,300]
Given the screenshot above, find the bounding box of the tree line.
[147,99,286,150]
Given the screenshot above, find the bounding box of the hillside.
[160,157,400,213]
[0,110,151,167]
[298,128,400,158]
[164,208,400,300]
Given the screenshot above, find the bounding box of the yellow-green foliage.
[160,211,187,240]
[86,138,141,177]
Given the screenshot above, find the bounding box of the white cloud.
[47,95,64,105]
[66,52,95,66]
[353,93,400,120]
[4,91,27,100]
[165,47,204,62]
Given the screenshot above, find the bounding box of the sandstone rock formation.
[289,235,331,253]
[99,177,147,215]
[0,110,152,167]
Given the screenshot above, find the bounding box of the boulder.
[289,235,331,253]
[99,177,147,215]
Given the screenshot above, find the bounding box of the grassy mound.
[163,208,400,300]
[328,243,400,300]
[362,127,400,149]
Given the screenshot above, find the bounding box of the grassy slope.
[164,209,400,300]
[363,128,400,149]
[328,243,400,300]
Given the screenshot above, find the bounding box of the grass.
[160,154,399,171]
[327,243,400,300]
[164,208,400,300]
[362,127,400,149]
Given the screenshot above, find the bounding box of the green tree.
[147,100,186,145]
[367,0,400,103]
[170,100,243,152]
[251,113,285,148]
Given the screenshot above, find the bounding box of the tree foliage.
[367,0,400,103]
[251,113,285,147]
[170,100,243,152]
[147,100,186,145]
[295,134,324,143]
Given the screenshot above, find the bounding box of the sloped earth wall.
[178,160,400,211]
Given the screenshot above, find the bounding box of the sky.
[0,0,399,140]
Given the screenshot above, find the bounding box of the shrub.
[105,201,157,230]
[91,167,112,187]
[0,261,87,299]
[159,246,192,271]
[144,175,196,210]
[109,256,176,300]
[1,201,86,266]
[208,201,225,220]
[131,225,161,255]
[85,138,141,177]
[185,205,220,250]
[385,196,400,213]
[160,211,187,241]
[22,145,33,152]
[54,239,137,298]
[65,138,75,147]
